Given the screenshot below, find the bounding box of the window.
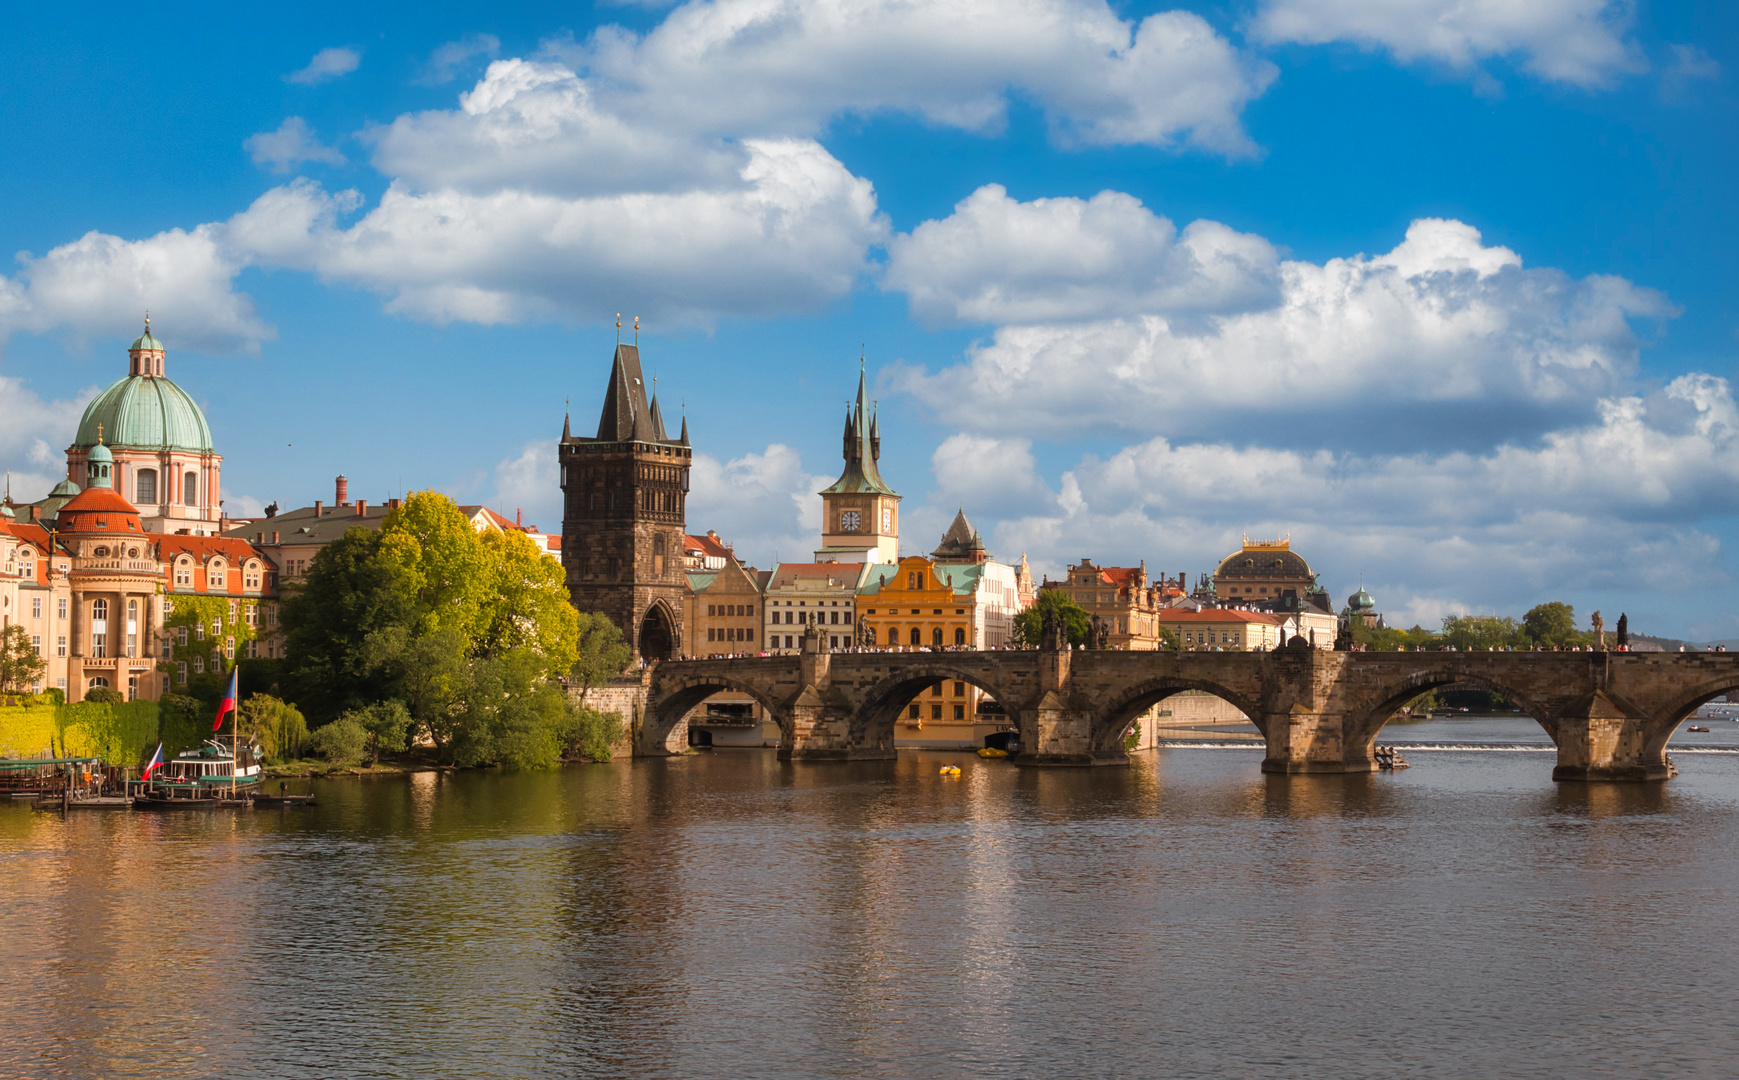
[88,677,110,690]
[195,623,204,641]
[653,534,666,575]
[746,629,753,642]
[844,612,852,624]
[932,627,943,647]
[208,564,225,589]
[225,637,235,659]
[954,628,966,646]
[57,598,67,620]
[708,605,715,617]
[245,606,257,628]
[57,636,66,657]
[127,677,138,701]
[264,604,277,628]
[829,611,838,625]
[18,559,30,580]
[31,634,41,656]
[931,703,942,721]
[887,627,899,645]
[174,562,192,587]
[931,683,943,697]
[91,598,108,658]
[954,682,966,697]
[954,704,966,721]
[177,625,188,646]
[136,469,158,503]
[909,627,921,646]
[127,599,138,657]
[184,472,198,505]
[210,620,221,637]
[177,662,187,685]
[193,655,204,674]
[708,628,716,642]
[746,604,753,616]
[908,703,920,719]
[244,564,260,589]
[31,597,41,619]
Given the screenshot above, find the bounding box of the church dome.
[1347,588,1374,612]
[74,366,213,452]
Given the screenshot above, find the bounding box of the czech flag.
[212,668,239,732]
[142,743,164,782]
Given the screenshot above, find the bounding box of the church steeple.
[815,357,900,564]
[822,366,897,498]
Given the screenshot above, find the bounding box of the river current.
[4,717,1739,1079]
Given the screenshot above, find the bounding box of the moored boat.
[134,740,263,806]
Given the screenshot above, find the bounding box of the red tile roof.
[56,488,143,534]
[1157,609,1283,625]
[686,533,732,559]
[157,535,269,564]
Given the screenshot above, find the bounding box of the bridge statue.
[1592,611,1605,652]
[633,643,1738,783]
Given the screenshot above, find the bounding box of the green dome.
[75,373,213,452]
[130,328,164,352]
[88,441,113,464]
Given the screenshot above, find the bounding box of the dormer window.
[93,546,110,558]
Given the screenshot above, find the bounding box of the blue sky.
[2,0,1735,638]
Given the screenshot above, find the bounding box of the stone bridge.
[634,635,1739,781]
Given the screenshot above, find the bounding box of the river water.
[5,719,1739,1079]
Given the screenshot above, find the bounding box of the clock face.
[881,507,892,531]
[840,510,861,532]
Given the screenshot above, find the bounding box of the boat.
[134,740,264,806]
[977,747,1009,759]
[1687,725,1711,733]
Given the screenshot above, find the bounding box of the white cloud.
[286,47,361,86]
[490,439,561,532]
[0,225,273,354]
[244,117,346,174]
[967,373,1739,625]
[416,33,502,86]
[894,216,1674,438]
[1250,0,1646,88]
[1661,43,1721,102]
[565,0,1274,155]
[687,444,833,568]
[0,375,94,504]
[884,184,1279,326]
[228,140,886,327]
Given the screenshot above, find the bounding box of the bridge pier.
[1549,691,1675,782]
[1259,702,1377,775]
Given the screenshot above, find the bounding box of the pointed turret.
[562,412,571,440]
[648,392,667,441]
[931,508,989,564]
[679,413,689,446]
[821,364,897,497]
[870,406,881,461]
[595,344,653,442]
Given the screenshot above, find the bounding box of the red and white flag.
[211,668,239,732]
[142,743,164,781]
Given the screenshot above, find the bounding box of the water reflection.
[4,749,1739,1079]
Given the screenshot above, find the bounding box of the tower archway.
[638,602,677,662]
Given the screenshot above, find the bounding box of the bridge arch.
[853,662,1028,751]
[1344,668,1558,753]
[1640,675,1739,757]
[644,670,788,755]
[1093,677,1266,754]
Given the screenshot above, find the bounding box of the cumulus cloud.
[244,117,346,174]
[885,184,1279,326]
[969,373,1739,625]
[563,0,1275,155]
[416,33,501,86]
[286,47,361,86]
[226,140,885,327]
[0,225,273,354]
[490,438,561,531]
[894,216,1674,441]
[0,374,95,503]
[687,444,834,567]
[1249,0,1646,88]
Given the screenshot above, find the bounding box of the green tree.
[340,700,412,766]
[1156,624,1181,652]
[84,686,125,705]
[1440,614,1524,651]
[558,705,624,763]
[241,694,308,763]
[1522,602,1578,646]
[479,527,579,675]
[376,491,493,638]
[0,624,47,695]
[1012,589,1092,647]
[157,694,208,757]
[570,611,631,702]
[308,716,368,764]
[281,527,414,723]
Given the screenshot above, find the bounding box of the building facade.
[1211,535,1331,610]
[559,343,692,661]
[763,562,870,654]
[1044,558,1170,649]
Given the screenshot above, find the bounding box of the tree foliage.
[1440,615,1524,651]
[1522,602,1579,646]
[241,694,308,763]
[1012,589,1092,647]
[571,611,631,699]
[308,716,368,764]
[0,624,47,694]
[341,700,412,766]
[282,526,414,722]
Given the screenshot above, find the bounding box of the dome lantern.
[75,326,214,453]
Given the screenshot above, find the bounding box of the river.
[4,718,1738,1079]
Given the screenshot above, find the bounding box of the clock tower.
[815,366,900,563]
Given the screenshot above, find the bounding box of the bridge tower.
[559,342,691,661]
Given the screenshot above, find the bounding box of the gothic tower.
[815,366,900,563]
[559,343,691,660]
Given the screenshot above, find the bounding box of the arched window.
[653,534,666,576]
[886,627,898,646]
[136,468,158,504]
[954,627,966,646]
[932,627,944,647]
[92,598,108,621]
[88,676,110,690]
[208,561,225,589]
[126,599,138,657]
[909,627,921,646]
[184,472,198,505]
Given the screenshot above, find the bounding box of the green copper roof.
[130,328,164,352]
[75,373,214,452]
[820,367,898,497]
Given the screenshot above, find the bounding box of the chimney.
[314,500,324,517]
[335,475,349,506]
[387,498,401,510]
[516,507,522,527]
[30,506,41,522]
[356,499,368,518]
